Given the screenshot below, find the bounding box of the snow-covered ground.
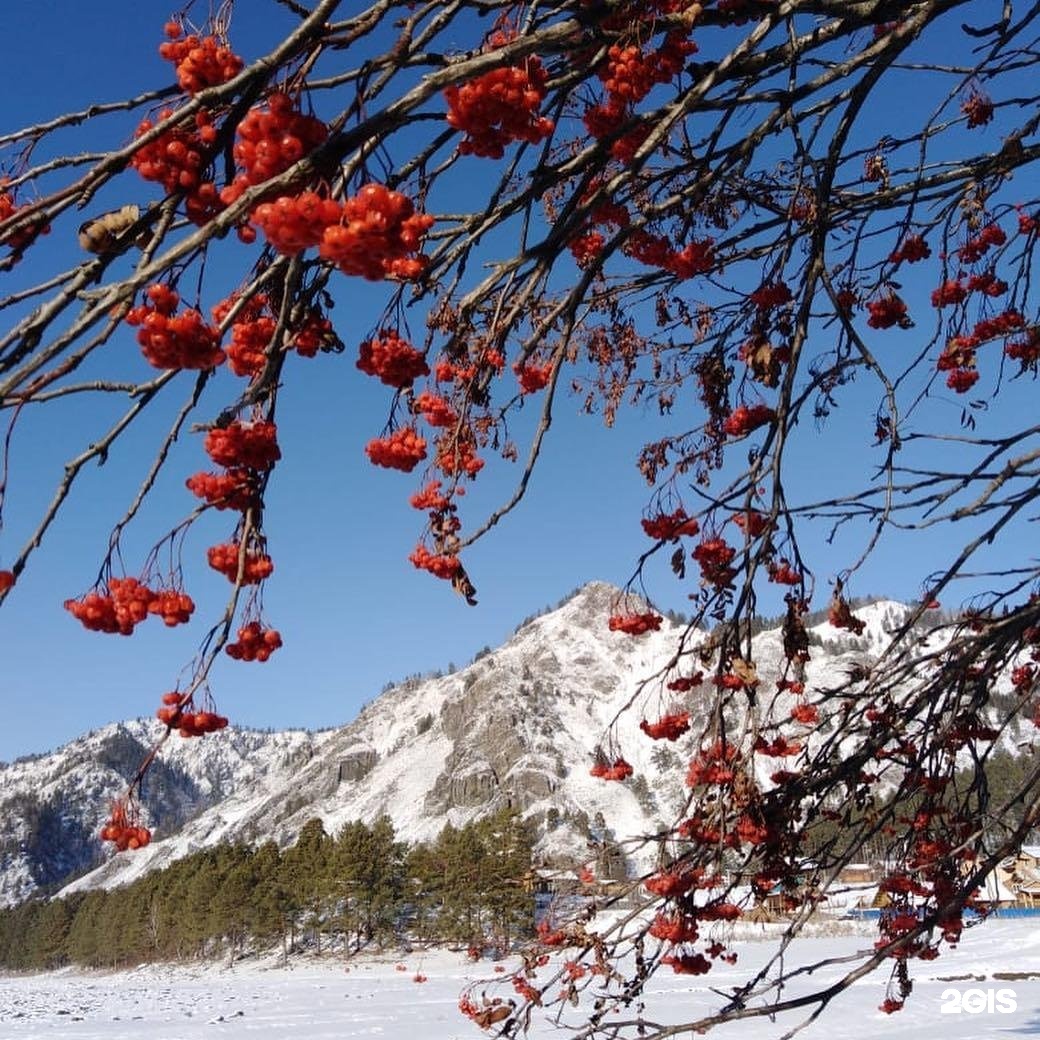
[3,918,1039,1039]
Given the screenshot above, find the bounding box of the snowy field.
[2,919,1039,1039]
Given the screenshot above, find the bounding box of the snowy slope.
[3,917,1040,1039]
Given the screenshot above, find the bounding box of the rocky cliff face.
[3,583,956,906]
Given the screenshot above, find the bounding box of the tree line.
[0,808,534,971]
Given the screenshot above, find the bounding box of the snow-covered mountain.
[0,722,322,906]
[2,584,938,907]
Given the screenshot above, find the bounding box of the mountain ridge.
[1,583,939,907]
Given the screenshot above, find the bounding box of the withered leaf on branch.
[671,546,686,579]
[77,204,154,254]
[742,337,783,387]
[452,567,478,606]
[783,598,811,663]
[731,657,759,687]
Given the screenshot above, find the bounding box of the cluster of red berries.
[431,349,504,384]
[940,365,979,394]
[567,180,630,267]
[125,284,225,370]
[66,578,195,635]
[204,420,281,470]
[608,612,663,635]
[413,392,457,429]
[667,672,703,692]
[130,108,225,224]
[583,23,695,152]
[155,691,187,725]
[589,756,634,781]
[669,239,716,278]
[1012,663,1036,690]
[206,542,275,584]
[249,192,343,254]
[357,331,430,388]
[226,93,327,191]
[754,734,801,757]
[569,230,606,267]
[931,279,968,308]
[408,545,461,579]
[722,403,775,438]
[0,570,14,594]
[0,183,49,251]
[643,867,705,899]
[172,706,229,738]
[649,912,699,944]
[941,323,1011,366]
[686,740,739,787]
[749,281,793,310]
[967,270,1009,296]
[159,25,243,95]
[514,361,553,394]
[641,508,699,540]
[445,45,554,158]
[226,621,283,662]
[661,953,712,976]
[293,312,336,357]
[732,510,771,538]
[433,360,462,382]
[190,413,279,580]
[835,287,858,312]
[768,560,801,585]
[866,291,910,329]
[936,309,1027,391]
[639,711,691,741]
[582,100,627,144]
[790,701,820,725]
[409,481,452,511]
[366,428,427,472]
[185,469,257,511]
[1007,327,1040,369]
[319,184,434,281]
[130,114,209,192]
[692,537,736,588]
[959,222,1006,263]
[971,309,1025,340]
[734,813,771,846]
[64,589,141,634]
[599,33,697,107]
[700,902,743,923]
[624,230,715,280]
[130,112,223,224]
[434,433,484,478]
[562,960,587,982]
[212,294,275,378]
[99,802,151,851]
[888,234,930,265]
[149,589,197,626]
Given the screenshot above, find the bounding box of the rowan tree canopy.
[2,0,1040,1034]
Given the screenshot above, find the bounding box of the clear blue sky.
[1,3,1034,761]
